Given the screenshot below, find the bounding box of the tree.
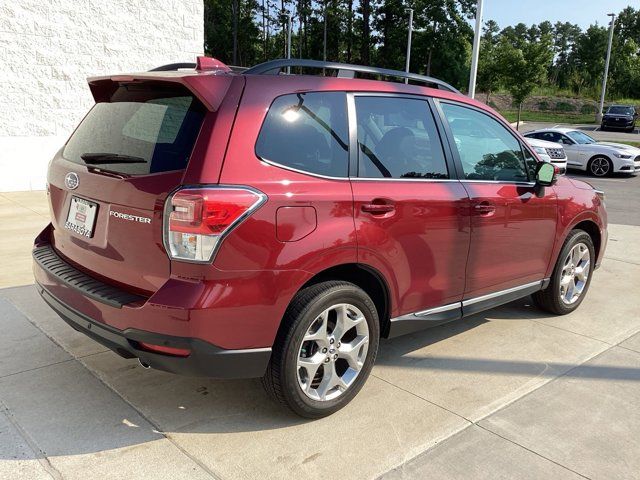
[497,31,554,129]
[477,20,501,102]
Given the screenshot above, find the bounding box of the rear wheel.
[262,281,379,418]
[533,230,595,315]
[588,156,612,177]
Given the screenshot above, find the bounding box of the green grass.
[498,110,596,124]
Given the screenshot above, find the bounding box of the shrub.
[580,104,595,115]
[555,101,576,112]
[538,101,550,111]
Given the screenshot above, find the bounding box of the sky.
[482,0,636,29]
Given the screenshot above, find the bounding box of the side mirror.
[536,162,557,187]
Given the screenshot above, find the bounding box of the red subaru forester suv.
[33,57,607,418]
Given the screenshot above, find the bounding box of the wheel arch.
[294,263,392,338]
[587,153,612,173]
[572,219,602,264]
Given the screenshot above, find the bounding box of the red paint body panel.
[34,66,608,360]
[461,182,558,298]
[351,181,470,317]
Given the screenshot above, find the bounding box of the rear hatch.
[47,73,239,294]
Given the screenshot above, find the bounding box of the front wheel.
[262,281,380,418]
[533,230,595,315]
[588,156,612,177]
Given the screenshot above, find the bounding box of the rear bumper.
[36,283,271,378]
[32,234,274,378]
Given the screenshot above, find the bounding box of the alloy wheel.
[297,303,369,401]
[590,157,610,176]
[559,242,591,305]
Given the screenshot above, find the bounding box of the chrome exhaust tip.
[138,359,151,369]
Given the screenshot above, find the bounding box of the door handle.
[474,201,496,216]
[362,201,395,215]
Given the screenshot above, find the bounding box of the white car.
[524,127,640,177]
[525,137,567,174]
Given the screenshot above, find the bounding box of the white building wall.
[0,0,204,191]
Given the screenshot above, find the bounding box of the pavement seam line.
[4,297,221,480]
[375,326,640,478]
[0,400,64,480]
[528,319,617,346]
[603,256,640,266]
[0,358,75,380]
[77,358,223,480]
[475,424,592,480]
[0,193,49,217]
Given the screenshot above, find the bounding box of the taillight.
[164,186,266,263]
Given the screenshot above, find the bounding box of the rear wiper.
[80,153,146,165]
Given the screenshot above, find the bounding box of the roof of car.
[525,127,577,135]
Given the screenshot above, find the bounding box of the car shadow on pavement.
[1,285,639,463]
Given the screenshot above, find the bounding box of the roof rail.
[243,59,460,93]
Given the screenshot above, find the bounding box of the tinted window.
[355,97,448,179]
[607,106,635,115]
[255,92,349,177]
[522,144,538,180]
[64,85,205,175]
[566,130,596,144]
[441,103,528,182]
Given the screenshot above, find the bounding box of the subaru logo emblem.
[65,172,79,190]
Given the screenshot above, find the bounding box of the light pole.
[280,11,292,73]
[596,13,616,123]
[405,8,414,84]
[468,0,484,98]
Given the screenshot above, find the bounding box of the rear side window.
[255,92,349,177]
[63,84,205,175]
[441,103,528,182]
[355,96,448,179]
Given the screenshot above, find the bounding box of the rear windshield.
[63,84,206,175]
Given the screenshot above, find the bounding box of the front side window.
[354,96,448,179]
[566,130,596,144]
[255,92,349,177]
[441,103,528,182]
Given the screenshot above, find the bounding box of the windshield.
[606,106,635,116]
[566,130,596,145]
[64,84,205,175]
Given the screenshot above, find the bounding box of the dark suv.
[33,57,607,418]
[601,104,637,132]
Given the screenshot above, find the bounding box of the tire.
[262,281,380,418]
[588,156,612,177]
[532,230,595,315]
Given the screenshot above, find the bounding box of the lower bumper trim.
[37,284,271,379]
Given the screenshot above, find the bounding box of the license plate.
[65,196,98,238]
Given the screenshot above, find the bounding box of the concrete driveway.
[1,191,640,479]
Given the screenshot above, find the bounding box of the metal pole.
[404,8,413,84]
[597,13,616,123]
[468,0,484,98]
[323,4,327,62]
[287,14,292,74]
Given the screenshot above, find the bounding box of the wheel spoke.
[560,274,572,287]
[331,304,364,342]
[575,260,590,282]
[304,311,328,344]
[339,335,369,370]
[566,277,576,301]
[316,362,339,399]
[297,354,323,389]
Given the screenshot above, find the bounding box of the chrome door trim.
[462,280,543,306]
[413,302,461,317]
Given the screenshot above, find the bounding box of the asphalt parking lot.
[1,169,640,479]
